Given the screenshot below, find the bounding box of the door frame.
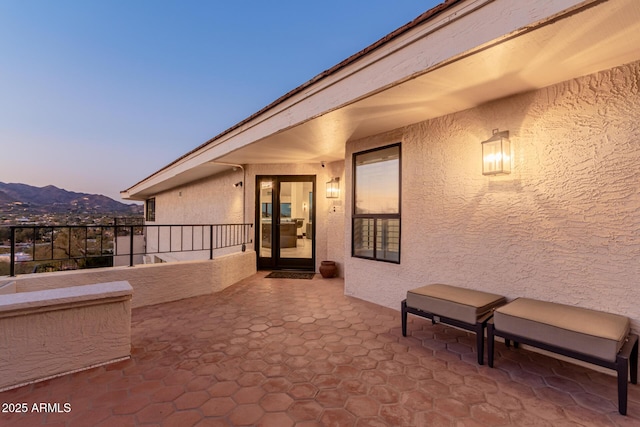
[255,175,316,271]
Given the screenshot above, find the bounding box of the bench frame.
[402,299,494,365]
[487,321,638,415]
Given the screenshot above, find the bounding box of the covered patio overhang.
[121,0,640,201]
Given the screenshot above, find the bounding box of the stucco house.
[121,0,640,331]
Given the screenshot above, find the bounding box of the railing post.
[209,225,214,260]
[129,226,134,267]
[32,227,37,262]
[10,227,16,277]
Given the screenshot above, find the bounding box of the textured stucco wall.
[150,169,245,225]
[345,61,640,331]
[12,251,256,308]
[0,282,132,390]
[325,161,346,275]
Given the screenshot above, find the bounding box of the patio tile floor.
[1,272,638,426]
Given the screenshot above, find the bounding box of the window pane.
[376,219,400,262]
[355,146,399,215]
[145,198,156,222]
[353,218,375,258]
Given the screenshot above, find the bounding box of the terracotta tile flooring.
[1,273,638,426]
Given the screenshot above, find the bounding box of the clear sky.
[1,1,441,202]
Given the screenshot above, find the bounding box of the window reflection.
[352,144,401,263]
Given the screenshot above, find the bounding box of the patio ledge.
[0,281,132,318]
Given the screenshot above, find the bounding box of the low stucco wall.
[0,281,132,391]
[10,250,256,308]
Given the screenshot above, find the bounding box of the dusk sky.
[1,1,441,202]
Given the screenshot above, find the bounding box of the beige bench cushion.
[406,284,507,324]
[494,298,630,362]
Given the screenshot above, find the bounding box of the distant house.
[122,0,640,331]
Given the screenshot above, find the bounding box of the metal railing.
[1,223,253,276]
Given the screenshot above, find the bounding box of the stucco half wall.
[11,251,256,308]
[0,281,133,391]
[344,60,640,332]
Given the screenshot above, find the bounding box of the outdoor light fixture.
[481,129,510,175]
[326,177,340,198]
[233,181,243,188]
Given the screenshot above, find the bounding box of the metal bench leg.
[631,336,638,385]
[487,322,495,368]
[615,334,638,415]
[475,322,485,365]
[401,300,408,337]
[616,354,629,415]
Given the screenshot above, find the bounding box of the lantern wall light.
[481,129,511,175]
[326,177,340,198]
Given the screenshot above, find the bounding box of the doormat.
[265,272,315,280]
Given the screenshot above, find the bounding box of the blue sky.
[0,1,441,202]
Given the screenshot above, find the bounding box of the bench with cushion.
[487,298,638,415]
[402,284,507,364]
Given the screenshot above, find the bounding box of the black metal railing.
[1,223,253,276]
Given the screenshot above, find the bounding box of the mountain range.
[0,182,142,215]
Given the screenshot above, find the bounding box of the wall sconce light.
[482,129,510,175]
[233,181,243,188]
[326,177,340,198]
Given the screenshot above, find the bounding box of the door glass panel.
[259,179,273,259]
[279,180,313,260]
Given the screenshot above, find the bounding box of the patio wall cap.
[0,281,133,316]
[0,281,16,295]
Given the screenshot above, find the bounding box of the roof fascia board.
[125,0,594,198]
[183,0,593,160]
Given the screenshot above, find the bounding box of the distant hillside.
[0,182,143,215]
[0,190,14,205]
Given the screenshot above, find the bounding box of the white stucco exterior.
[148,168,245,225]
[345,61,640,331]
[120,0,640,333]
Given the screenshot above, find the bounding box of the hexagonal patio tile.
[288,400,323,421]
[237,372,266,387]
[260,392,294,412]
[345,395,380,417]
[175,391,210,410]
[200,397,236,417]
[289,382,319,399]
[135,402,174,423]
[233,386,266,404]
[208,381,239,397]
[228,403,264,426]
[321,408,356,426]
[369,385,400,404]
[434,397,470,418]
[470,402,510,426]
[256,412,295,427]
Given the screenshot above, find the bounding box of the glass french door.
[256,175,315,270]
